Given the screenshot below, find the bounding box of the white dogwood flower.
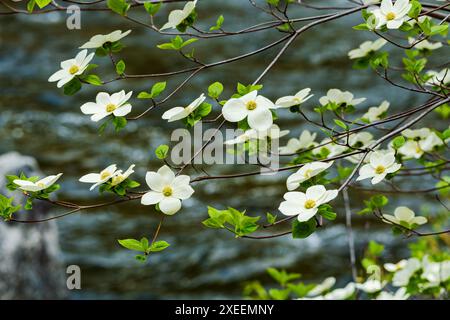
[160,0,197,31]
[348,38,387,59]
[319,89,366,107]
[392,258,421,287]
[369,0,412,30]
[224,124,288,145]
[141,165,194,215]
[362,100,389,122]
[14,173,63,192]
[425,68,450,86]
[222,90,276,131]
[408,38,442,51]
[307,277,336,297]
[356,279,384,293]
[398,128,443,158]
[48,50,94,88]
[275,88,313,108]
[383,206,427,227]
[421,255,450,286]
[349,132,374,147]
[80,90,133,122]
[356,151,401,184]
[79,164,119,191]
[111,164,135,186]
[376,287,410,300]
[278,185,338,222]
[312,138,348,158]
[80,30,131,49]
[286,161,334,191]
[324,283,355,300]
[384,259,407,272]
[279,130,317,154]
[162,93,206,122]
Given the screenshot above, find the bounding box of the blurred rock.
[0,152,66,299]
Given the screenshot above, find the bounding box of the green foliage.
[267,268,300,286]
[292,218,316,239]
[99,177,140,196]
[107,0,130,16]
[266,212,277,225]
[155,144,169,160]
[210,15,224,31]
[35,0,51,9]
[112,116,127,132]
[63,78,82,96]
[157,36,198,51]
[235,82,263,97]
[318,204,337,221]
[115,60,126,75]
[0,195,21,221]
[392,136,406,149]
[358,194,388,215]
[208,82,224,99]
[118,237,170,262]
[182,102,212,127]
[144,1,161,16]
[138,81,167,99]
[202,206,260,237]
[82,74,103,86]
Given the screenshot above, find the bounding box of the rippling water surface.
[0,0,447,299]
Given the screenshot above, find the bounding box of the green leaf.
[292,218,316,239]
[115,60,126,75]
[408,0,422,19]
[368,240,384,257]
[35,0,51,9]
[209,15,224,31]
[63,78,82,95]
[150,240,170,252]
[266,212,277,224]
[107,0,130,16]
[268,288,290,300]
[155,144,169,159]
[392,136,406,149]
[83,74,103,86]
[195,103,212,117]
[27,0,36,13]
[118,239,144,252]
[371,195,388,208]
[144,1,161,16]
[151,81,166,98]
[334,119,348,130]
[267,268,300,286]
[208,82,224,99]
[113,116,127,132]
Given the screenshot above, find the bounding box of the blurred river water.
[0,0,447,299]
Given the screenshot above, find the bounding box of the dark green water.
[0,0,447,299]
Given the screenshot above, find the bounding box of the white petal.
[145,172,164,192]
[305,185,326,201]
[113,104,132,117]
[157,165,176,185]
[247,107,273,131]
[80,102,102,115]
[159,197,182,215]
[297,208,318,222]
[79,173,101,183]
[222,99,248,122]
[141,191,164,205]
[279,200,302,216]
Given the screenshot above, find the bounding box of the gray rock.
[0,152,66,299]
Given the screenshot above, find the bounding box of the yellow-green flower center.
[111,175,125,186]
[37,182,45,188]
[69,65,79,75]
[106,103,117,113]
[375,165,386,174]
[386,12,396,21]
[246,100,257,110]
[415,144,422,154]
[100,171,111,180]
[304,199,316,209]
[304,169,314,178]
[162,186,173,197]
